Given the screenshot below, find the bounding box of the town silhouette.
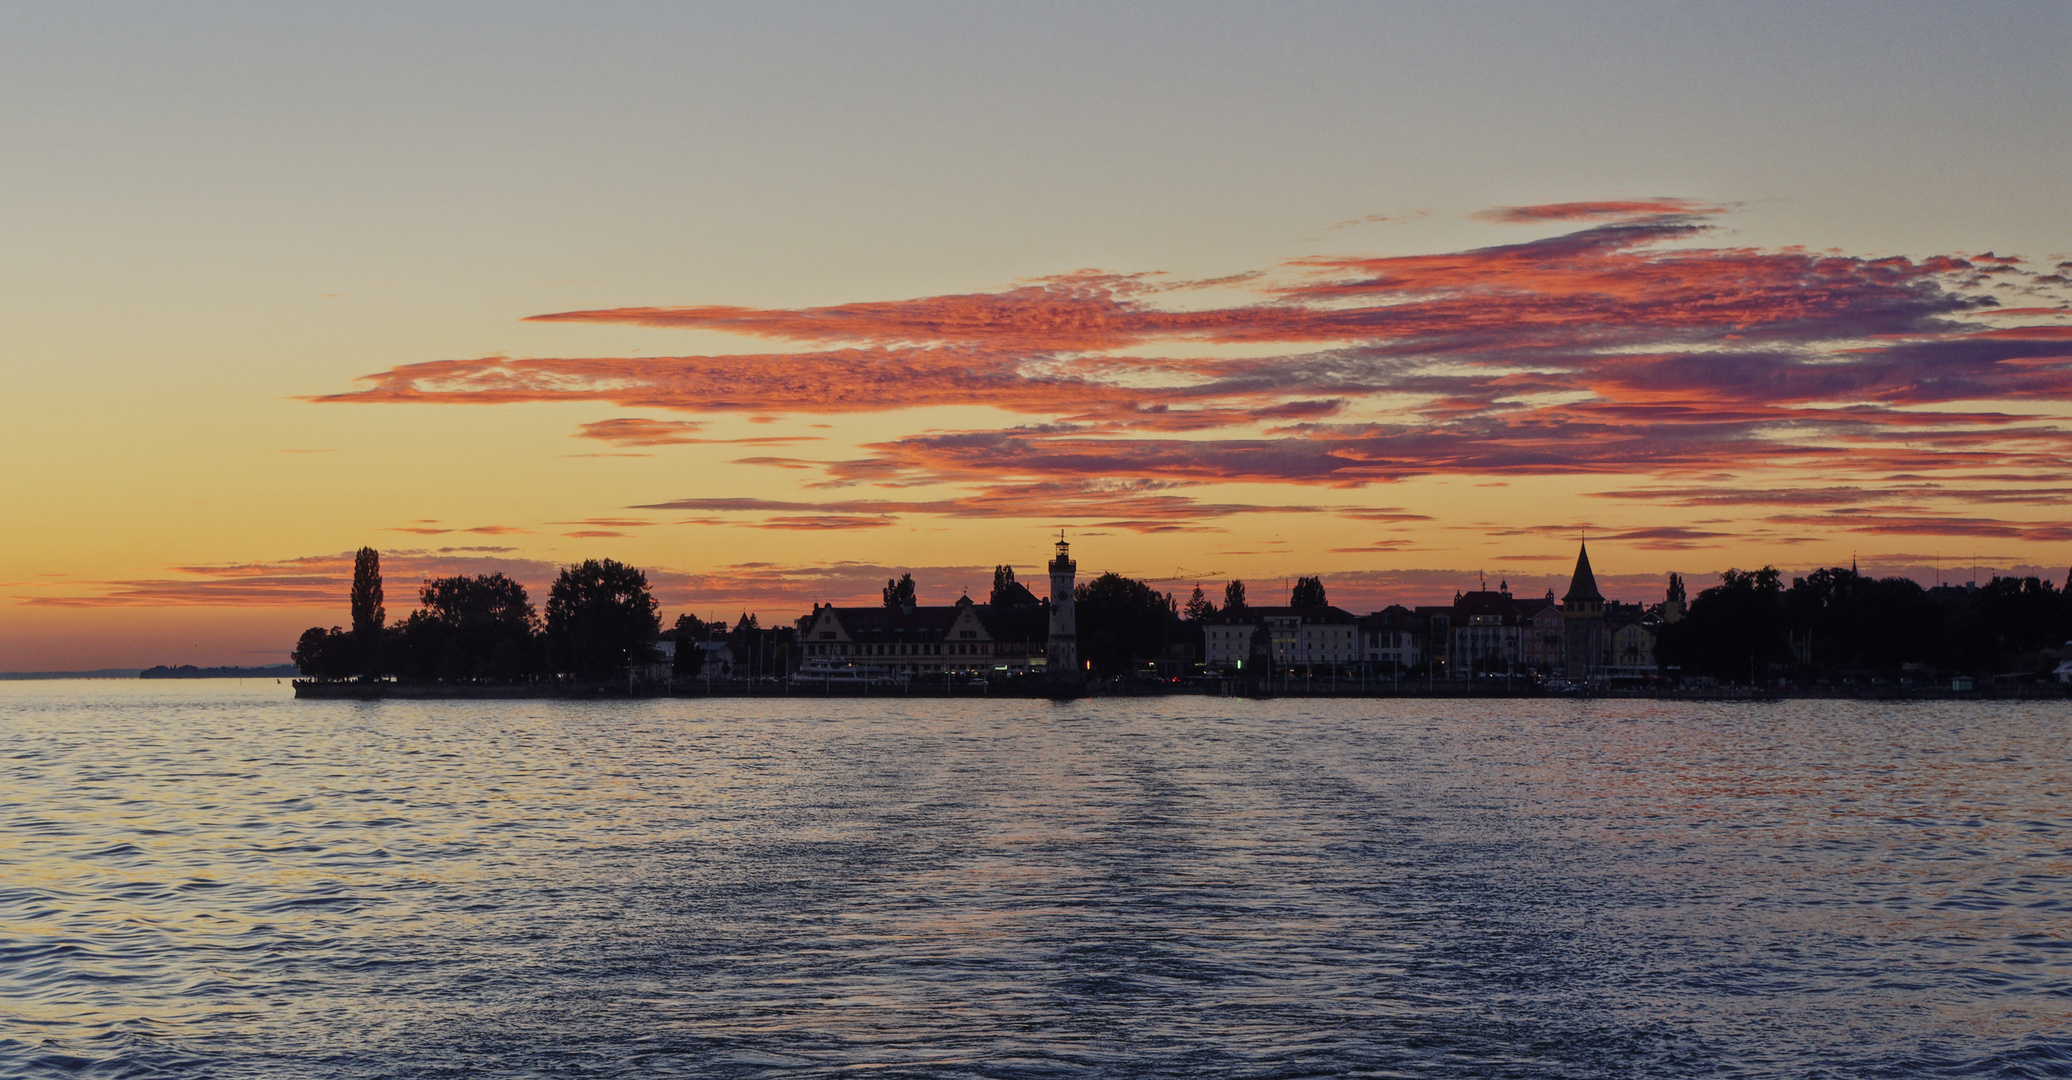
[292,539,2072,698]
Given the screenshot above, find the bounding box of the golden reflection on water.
[0,681,2067,1076]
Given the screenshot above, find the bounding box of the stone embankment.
[293,679,2068,702]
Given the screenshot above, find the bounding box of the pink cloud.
[306,208,2072,529]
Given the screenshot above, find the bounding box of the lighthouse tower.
[1046,533,1078,677]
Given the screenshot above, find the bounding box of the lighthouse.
[1046,533,1078,678]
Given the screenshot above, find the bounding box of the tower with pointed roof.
[1046,533,1079,679]
[1562,541,1607,683]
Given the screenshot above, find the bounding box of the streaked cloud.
[751,515,898,530]
[1484,523,1742,550]
[575,417,826,447]
[634,482,1326,533]
[383,524,531,536]
[313,204,2072,540]
[1472,198,1721,224]
[1762,511,2072,542]
[17,551,563,609]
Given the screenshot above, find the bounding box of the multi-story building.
[1451,585,1524,675]
[1413,605,1454,675]
[798,599,982,676]
[1203,605,1359,673]
[1518,590,1564,672]
[1609,608,1659,676]
[795,540,1060,676]
[1356,606,1425,671]
[1201,615,1262,671]
[796,593,1053,677]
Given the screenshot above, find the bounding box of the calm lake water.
[1,682,2067,1078]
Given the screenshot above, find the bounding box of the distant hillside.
[139,664,300,679]
[0,669,142,680]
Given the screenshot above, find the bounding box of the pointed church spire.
[1563,541,1604,603]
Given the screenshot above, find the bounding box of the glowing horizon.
[3,5,2066,669]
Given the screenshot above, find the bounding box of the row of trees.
[1659,566,2072,682]
[294,549,663,682]
[1077,573,1328,678]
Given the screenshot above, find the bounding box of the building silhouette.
[1562,541,1608,683]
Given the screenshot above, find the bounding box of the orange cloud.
[309,209,2072,517]
[574,417,826,446]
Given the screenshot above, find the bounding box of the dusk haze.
[4,3,2067,671]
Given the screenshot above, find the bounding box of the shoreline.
[291,679,2070,703]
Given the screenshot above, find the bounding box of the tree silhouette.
[418,573,534,630]
[1973,575,2070,653]
[670,613,712,678]
[349,547,384,679]
[1783,567,1940,671]
[291,626,357,680]
[883,572,917,610]
[546,559,661,680]
[1222,579,1248,614]
[1656,567,1789,683]
[395,573,540,681]
[1290,576,1328,608]
[1075,573,1179,677]
[350,547,384,635]
[1183,584,1216,622]
[990,565,1017,606]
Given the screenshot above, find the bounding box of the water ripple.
[0,682,2067,1077]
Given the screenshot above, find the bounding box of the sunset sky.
[4,2,2068,670]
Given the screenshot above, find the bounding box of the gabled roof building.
[797,593,1049,676]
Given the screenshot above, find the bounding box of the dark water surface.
[2,682,2067,1078]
